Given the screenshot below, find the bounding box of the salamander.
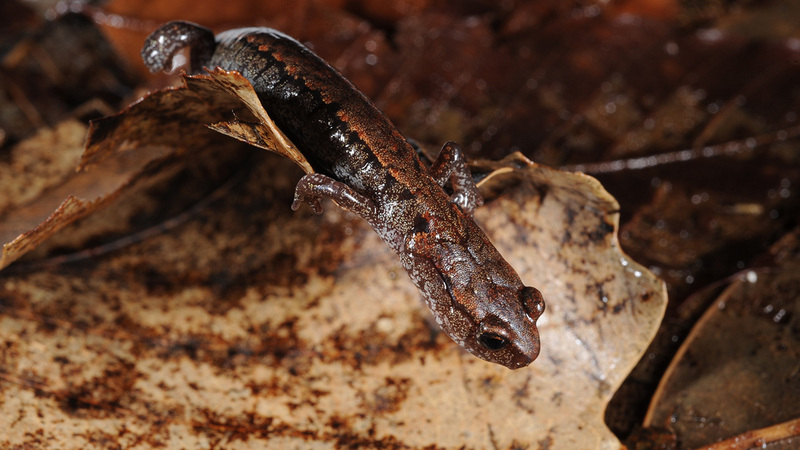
[141,21,545,369]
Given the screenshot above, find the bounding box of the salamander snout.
[469,285,545,370]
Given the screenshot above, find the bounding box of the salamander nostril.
[412,216,429,234]
[520,286,545,320]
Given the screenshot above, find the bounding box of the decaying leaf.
[644,229,800,448]
[0,120,174,270]
[0,29,669,445]
[0,69,305,271]
[0,142,666,447]
[186,69,311,173]
[3,1,800,447]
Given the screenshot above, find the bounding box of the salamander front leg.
[429,141,484,216]
[292,173,377,219]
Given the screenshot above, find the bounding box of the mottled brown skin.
[142,21,545,369]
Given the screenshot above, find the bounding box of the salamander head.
[464,284,544,369]
[410,217,546,369]
[439,263,545,369]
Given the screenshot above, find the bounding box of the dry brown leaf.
[644,229,800,448]
[0,120,174,270]
[98,0,352,75]
[188,69,311,173]
[0,69,301,271]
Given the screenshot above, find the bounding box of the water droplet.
[665,41,679,55]
[746,271,758,283]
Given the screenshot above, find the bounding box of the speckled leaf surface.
[0,139,665,448]
[0,44,666,448]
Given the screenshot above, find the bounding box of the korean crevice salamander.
[141,21,545,369]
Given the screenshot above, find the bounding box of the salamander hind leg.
[429,141,483,216]
[292,173,377,219]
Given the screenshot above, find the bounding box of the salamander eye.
[478,318,511,351]
[478,332,508,350]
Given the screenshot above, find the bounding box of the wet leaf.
[644,229,800,448]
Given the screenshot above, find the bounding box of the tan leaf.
[0,149,666,448]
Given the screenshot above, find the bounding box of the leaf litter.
[644,228,800,449]
[0,56,665,448]
[11,1,799,447]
